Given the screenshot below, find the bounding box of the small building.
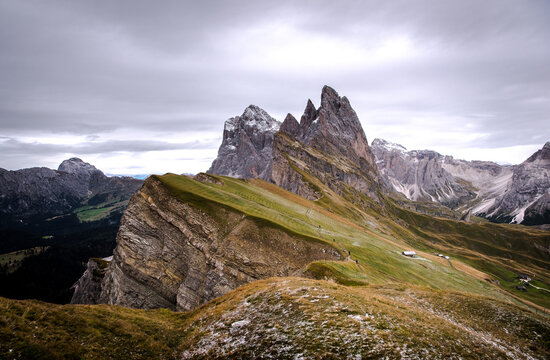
[516,285,527,292]
[444,256,450,260]
[518,274,531,281]
[402,251,416,257]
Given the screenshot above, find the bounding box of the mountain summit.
[58,157,101,175]
[208,105,280,180]
[209,86,382,203]
[281,86,377,172]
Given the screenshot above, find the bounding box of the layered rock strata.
[273,86,382,204]
[75,176,340,311]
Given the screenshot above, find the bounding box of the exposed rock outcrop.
[371,138,476,208]
[485,142,550,224]
[78,176,340,311]
[273,86,382,204]
[70,257,111,305]
[372,138,550,225]
[208,105,281,180]
[209,86,382,205]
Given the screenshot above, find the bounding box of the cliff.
[208,105,280,180]
[74,175,341,310]
[273,86,383,205]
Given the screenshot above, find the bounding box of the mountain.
[74,87,550,309]
[0,158,143,303]
[273,86,382,204]
[478,142,550,225]
[0,158,143,226]
[372,139,550,225]
[371,138,476,207]
[208,105,281,180]
[209,86,382,204]
[72,174,341,310]
[64,87,550,358]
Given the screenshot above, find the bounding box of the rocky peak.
[58,158,102,176]
[208,105,281,180]
[271,86,383,203]
[300,99,318,131]
[371,138,407,153]
[280,113,300,137]
[312,86,377,171]
[240,105,280,132]
[525,141,550,163]
[320,85,344,112]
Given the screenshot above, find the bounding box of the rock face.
[273,86,382,203]
[78,176,340,311]
[371,139,476,207]
[372,139,550,225]
[70,257,111,305]
[483,142,550,224]
[0,158,142,225]
[208,105,281,180]
[209,87,382,205]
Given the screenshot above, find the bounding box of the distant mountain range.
[207,99,549,226]
[371,138,550,225]
[0,157,142,226]
[0,158,142,302]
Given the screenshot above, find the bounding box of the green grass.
[0,247,50,274]
[154,173,537,310]
[74,200,129,222]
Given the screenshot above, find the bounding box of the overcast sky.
[1,0,549,175]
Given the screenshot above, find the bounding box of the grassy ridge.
[155,173,535,309]
[2,278,548,359]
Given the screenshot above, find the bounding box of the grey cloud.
[0,137,218,157]
[0,0,549,170]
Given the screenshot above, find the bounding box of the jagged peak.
[241,105,280,131]
[299,99,318,130]
[223,105,280,134]
[280,113,300,137]
[525,141,550,163]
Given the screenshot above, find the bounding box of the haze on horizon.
[1,0,549,175]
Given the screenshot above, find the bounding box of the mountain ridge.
[371,138,550,225]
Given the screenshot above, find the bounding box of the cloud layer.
[1,0,549,173]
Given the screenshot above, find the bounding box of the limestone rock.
[372,138,550,225]
[208,105,281,180]
[71,257,110,305]
[271,86,382,204]
[371,138,476,208]
[87,176,340,311]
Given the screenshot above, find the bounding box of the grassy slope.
[1,278,548,359]
[74,200,129,222]
[156,173,550,310]
[0,296,189,360]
